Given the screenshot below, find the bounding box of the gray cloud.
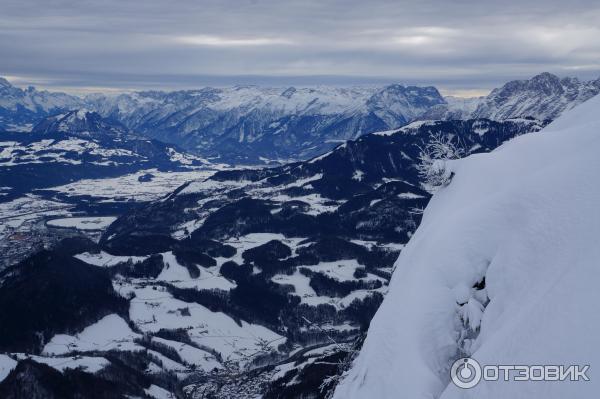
[1,0,599,95]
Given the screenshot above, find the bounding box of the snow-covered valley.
[0,109,549,398]
[0,71,598,399]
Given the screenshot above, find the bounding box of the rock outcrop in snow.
[334,94,600,399]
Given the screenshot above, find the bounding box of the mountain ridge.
[423,71,600,121]
[2,73,597,163]
[0,110,212,198]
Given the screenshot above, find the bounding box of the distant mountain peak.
[31,109,130,139]
[482,72,599,118]
[498,71,564,96]
[366,84,445,127]
[422,72,600,122]
[531,71,559,81]
[0,77,12,88]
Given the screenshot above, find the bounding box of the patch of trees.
[114,254,164,279]
[0,250,129,353]
[299,268,382,298]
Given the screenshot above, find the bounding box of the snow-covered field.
[0,167,216,268]
[0,355,17,383]
[0,195,71,234]
[271,260,387,309]
[0,138,139,166]
[157,251,236,291]
[223,233,306,265]
[44,314,141,355]
[46,216,117,230]
[13,354,110,374]
[75,251,149,267]
[334,94,600,398]
[0,352,110,381]
[270,193,341,215]
[44,169,215,202]
[272,271,386,309]
[123,283,285,363]
[73,242,294,369]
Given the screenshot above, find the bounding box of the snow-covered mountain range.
[0,77,81,132]
[81,84,446,163]
[1,73,597,163]
[334,90,600,399]
[0,110,212,199]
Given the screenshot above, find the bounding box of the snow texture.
[46,216,117,230]
[11,354,110,374]
[74,251,149,267]
[0,354,17,383]
[43,314,142,355]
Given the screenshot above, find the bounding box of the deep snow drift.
[334,95,600,398]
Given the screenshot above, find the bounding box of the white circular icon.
[450,357,482,389]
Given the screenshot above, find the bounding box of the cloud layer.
[1,0,599,94]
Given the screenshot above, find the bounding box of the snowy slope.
[334,95,600,399]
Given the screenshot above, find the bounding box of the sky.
[1,0,600,96]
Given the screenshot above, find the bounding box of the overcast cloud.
[1,0,599,95]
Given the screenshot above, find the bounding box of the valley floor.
[0,169,214,268]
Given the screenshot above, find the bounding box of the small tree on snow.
[416,133,465,192]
